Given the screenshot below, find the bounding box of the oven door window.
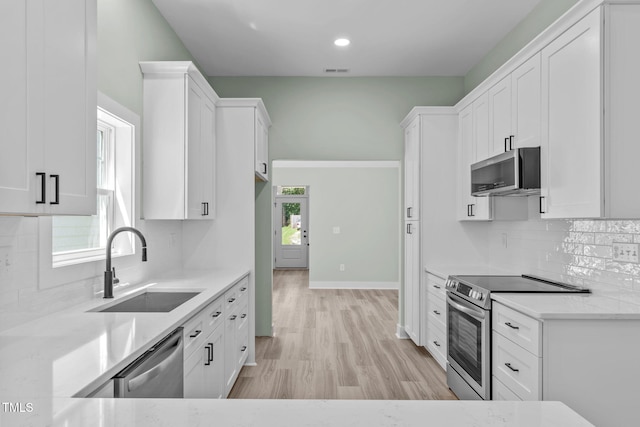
[448,305,483,385]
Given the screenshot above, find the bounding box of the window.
[51,98,135,267]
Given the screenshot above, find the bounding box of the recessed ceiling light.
[334,38,350,47]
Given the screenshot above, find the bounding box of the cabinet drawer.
[426,273,446,300]
[425,324,447,370]
[493,302,541,355]
[492,376,522,401]
[203,297,224,331]
[426,295,446,331]
[224,287,239,311]
[183,310,207,358]
[493,333,541,400]
[237,299,249,332]
[237,326,249,367]
[237,276,249,301]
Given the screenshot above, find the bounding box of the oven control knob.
[477,293,484,301]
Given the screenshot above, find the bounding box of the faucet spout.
[104,227,148,299]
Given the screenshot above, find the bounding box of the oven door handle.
[447,294,486,321]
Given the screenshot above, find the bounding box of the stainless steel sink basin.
[91,291,201,313]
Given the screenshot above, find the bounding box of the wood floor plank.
[228,270,457,400]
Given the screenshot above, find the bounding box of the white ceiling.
[152,0,542,77]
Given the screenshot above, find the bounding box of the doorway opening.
[273,186,309,269]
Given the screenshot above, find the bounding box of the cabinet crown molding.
[139,61,220,104]
[400,106,456,129]
[456,0,632,112]
[217,98,272,127]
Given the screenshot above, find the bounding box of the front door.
[274,195,308,268]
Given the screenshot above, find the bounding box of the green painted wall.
[273,165,400,286]
[97,0,198,114]
[463,0,579,94]
[210,77,463,335]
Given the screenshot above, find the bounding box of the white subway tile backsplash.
[583,245,613,258]
[594,233,633,245]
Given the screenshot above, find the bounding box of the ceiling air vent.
[324,68,350,74]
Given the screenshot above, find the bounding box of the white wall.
[273,161,400,290]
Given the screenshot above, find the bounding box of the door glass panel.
[281,202,301,246]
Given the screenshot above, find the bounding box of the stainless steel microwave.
[470,147,540,196]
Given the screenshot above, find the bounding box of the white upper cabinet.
[140,62,218,220]
[511,53,541,149]
[0,0,96,216]
[488,75,513,156]
[540,8,602,219]
[542,4,640,219]
[404,116,420,221]
[255,112,269,181]
[458,102,492,221]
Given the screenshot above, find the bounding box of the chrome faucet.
[104,227,148,298]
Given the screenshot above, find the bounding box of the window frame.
[38,93,139,290]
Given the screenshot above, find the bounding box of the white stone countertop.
[0,399,593,427]
[0,267,595,427]
[491,292,640,319]
[0,267,250,400]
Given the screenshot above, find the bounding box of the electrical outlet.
[501,233,508,248]
[339,264,345,271]
[333,227,341,234]
[612,242,639,263]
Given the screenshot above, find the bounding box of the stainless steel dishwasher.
[113,327,184,398]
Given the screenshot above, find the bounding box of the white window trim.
[38,93,140,290]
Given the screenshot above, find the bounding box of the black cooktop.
[451,275,590,293]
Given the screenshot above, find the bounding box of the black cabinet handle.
[433,285,441,289]
[407,207,412,218]
[509,135,514,151]
[539,196,546,214]
[505,322,519,330]
[504,137,509,152]
[202,202,209,216]
[204,344,213,365]
[505,362,519,372]
[241,313,247,319]
[240,287,247,292]
[433,310,441,316]
[228,297,236,303]
[262,163,267,174]
[406,224,412,234]
[433,341,441,347]
[212,311,221,318]
[467,204,475,217]
[36,172,46,204]
[50,174,60,205]
[189,330,202,338]
[229,315,237,321]
[241,345,247,352]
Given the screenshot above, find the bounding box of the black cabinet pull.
[241,313,247,319]
[212,311,221,318]
[509,135,514,151]
[49,175,60,205]
[468,204,475,217]
[202,202,209,216]
[433,285,441,289]
[505,322,519,330]
[204,344,213,365]
[407,207,412,218]
[505,362,519,372]
[241,345,247,352]
[504,137,509,152]
[433,341,441,347]
[189,330,202,338]
[539,196,546,214]
[36,172,46,204]
[406,224,412,234]
[229,315,237,321]
[262,163,267,174]
[228,297,236,303]
[240,287,247,292]
[433,310,441,316]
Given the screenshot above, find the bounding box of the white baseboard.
[309,281,399,290]
[396,324,410,339]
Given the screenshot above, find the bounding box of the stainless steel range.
[444,274,589,400]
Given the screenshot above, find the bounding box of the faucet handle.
[112,267,120,285]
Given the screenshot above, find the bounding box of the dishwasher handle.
[126,331,183,393]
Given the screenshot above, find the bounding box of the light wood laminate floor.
[228,270,457,400]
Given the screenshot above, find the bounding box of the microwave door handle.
[447,294,486,321]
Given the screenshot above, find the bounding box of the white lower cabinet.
[492,301,640,427]
[423,273,447,370]
[183,275,250,399]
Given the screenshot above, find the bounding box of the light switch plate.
[612,242,639,263]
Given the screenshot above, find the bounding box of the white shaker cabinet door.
[404,116,420,221]
[540,8,602,219]
[511,53,541,149]
[488,75,512,157]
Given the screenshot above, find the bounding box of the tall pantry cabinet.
[401,108,457,348]
[0,0,97,216]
